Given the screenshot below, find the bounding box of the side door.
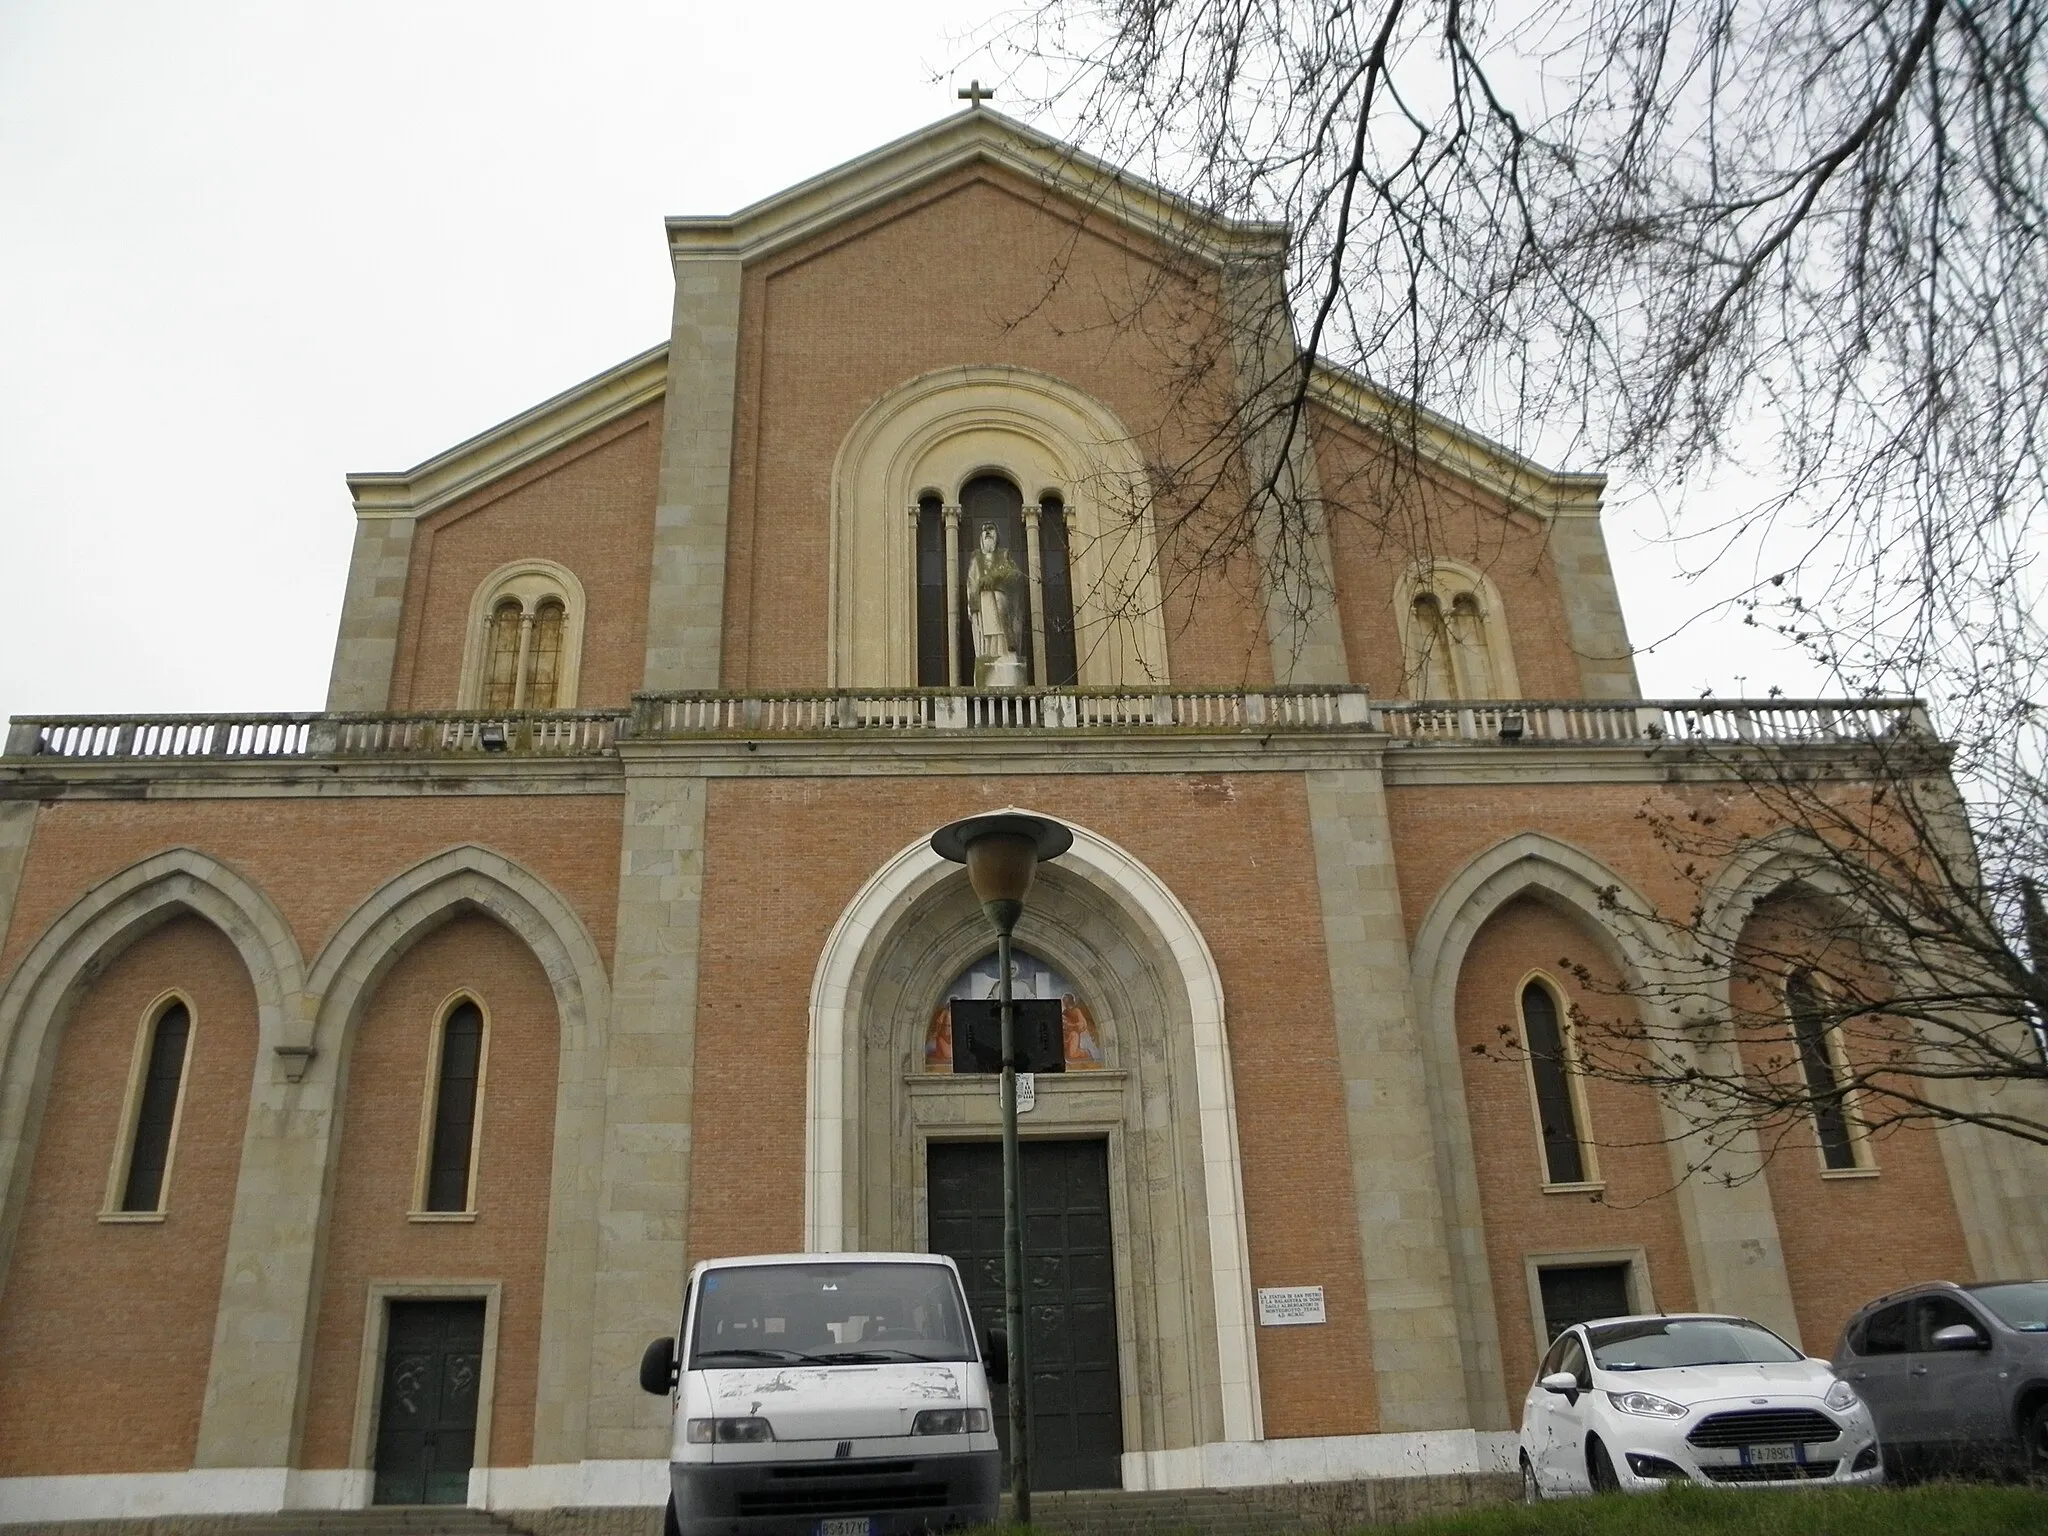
[1537,1333,1596,1493]
[1838,1300,1912,1451]
[1523,1333,1571,1492]
[1909,1294,2007,1459]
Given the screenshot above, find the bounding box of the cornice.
[665,108,1288,269]
[346,343,669,522]
[1308,359,1607,522]
[0,757,625,801]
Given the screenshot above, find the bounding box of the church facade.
[0,111,2041,1521]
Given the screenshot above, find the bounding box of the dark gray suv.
[1832,1280,2048,1477]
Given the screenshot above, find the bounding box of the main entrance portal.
[927,1139,1123,1490]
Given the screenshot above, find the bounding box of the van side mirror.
[1931,1323,1988,1351]
[983,1325,1009,1384]
[639,1335,678,1395]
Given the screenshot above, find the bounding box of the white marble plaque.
[1256,1285,1326,1326]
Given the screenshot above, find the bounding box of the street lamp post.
[930,811,1072,1526]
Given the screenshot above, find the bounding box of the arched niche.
[830,366,1169,689]
[807,817,1258,1467]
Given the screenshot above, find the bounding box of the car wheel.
[1521,1453,1542,1503]
[664,1493,682,1536]
[2024,1401,2048,1483]
[1589,1438,1622,1494]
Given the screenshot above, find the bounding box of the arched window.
[459,562,586,709]
[111,996,194,1215]
[1519,978,1593,1186]
[1411,595,1457,698]
[417,997,487,1215]
[1785,970,1862,1171]
[1398,564,1519,699]
[914,477,1079,687]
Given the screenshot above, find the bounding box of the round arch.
[806,811,1260,1448]
[829,364,1169,689]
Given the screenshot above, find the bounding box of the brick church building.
[0,110,2040,1522]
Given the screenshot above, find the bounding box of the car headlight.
[1607,1390,1688,1419]
[912,1407,992,1434]
[685,1416,774,1443]
[1824,1379,1860,1412]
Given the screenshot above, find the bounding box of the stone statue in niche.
[964,522,1027,688]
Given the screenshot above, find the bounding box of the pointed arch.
[187,844,613,1475]
[1407,830,1803,1366]
[0,847,302,1286]
[806,811,1260,1446]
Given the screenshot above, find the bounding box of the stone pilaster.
[1223,257,1350,687]
[324,515,416,712]
[0,802,37,959]
[1545,509,1640,699]
[643,256,743,692]
[1303,766,1469,1430]
[586,764,710,1458]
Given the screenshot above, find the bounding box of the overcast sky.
[0,2,1811,726]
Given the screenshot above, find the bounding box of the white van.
[640,1252,1004,1536]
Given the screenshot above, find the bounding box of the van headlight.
[912,1408,991,1435]
[685,1416,775,1443]
[1607,1390,1687,1419]
[1824,1380,1860,1411]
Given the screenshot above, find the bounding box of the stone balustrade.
[2,694,1928,762]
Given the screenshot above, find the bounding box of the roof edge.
[348,342,670,521]
[665,108,1288,266]
[1309,359,1607,519]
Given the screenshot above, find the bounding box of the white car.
[1518,1313,1884,1496]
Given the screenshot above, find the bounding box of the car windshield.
[1588,1317,1803,1370]
[1968,1282,2048,1332]
[691,1261,975,1367]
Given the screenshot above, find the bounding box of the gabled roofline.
[347,342,669,521]
[1309,358,1607,520]
[665,107,1288,267]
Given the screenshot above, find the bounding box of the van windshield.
[691,1262,976,1367]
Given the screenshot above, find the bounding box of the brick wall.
[0,916,257,1474]
[691,772,1377,1438]
[1731,895,1977,1353]
[722,164,1274,690]
[1452,897,1698,1381]
[386,405,660,712]
[0,796,623,984]
[297,913,560,1469]
[1312,405,1586,700]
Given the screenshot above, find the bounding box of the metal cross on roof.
[957,80,995,107]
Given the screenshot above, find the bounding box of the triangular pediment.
[665,108,1286,266]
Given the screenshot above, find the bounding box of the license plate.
[816,1521,873,1536]
[1743,1443,1801,1465]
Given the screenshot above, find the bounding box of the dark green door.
[928,1139,1122,1490]
[373,1299,485,1505]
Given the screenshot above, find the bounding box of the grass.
[1384,1481,2048,1535]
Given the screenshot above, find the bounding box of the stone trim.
[345,345,668,525]
[828,365,1168,689]
[1690,829,2048,1282]
[1406,831,1801,1386]
[805,812,1263,1445]
[0,848,306,1313]
[345,1279,505,1510]
[665,109,1285,268]
[1519,1246,1655,1363]
[292,846,611,1471]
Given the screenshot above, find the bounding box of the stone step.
[999,1472,1519,1534]
[12,1472,1518,1536]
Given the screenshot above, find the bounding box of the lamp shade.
[930,813,1074,927]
